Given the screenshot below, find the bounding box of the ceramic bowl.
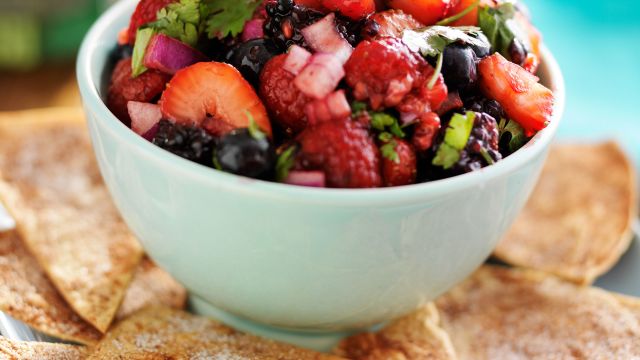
[77,0,565,350]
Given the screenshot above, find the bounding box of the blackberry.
[456,112,503,172]
[464,96,506,122]
[152,120,216,166]
[264,0,364,51]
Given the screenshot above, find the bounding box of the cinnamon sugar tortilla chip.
[435,266,640,360]
[0,231,101,345]
[335,303,457,360]
[87,306,344,359]
[0,108,143,332]
[495,142,638,284]
[116,258,187,321]
[0,336,85,360]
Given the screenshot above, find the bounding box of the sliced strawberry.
[294,0,327,11]
[160,62,272,137]
[478,53,554,136]
[515,11,542,74]
[127,0,176,45]
[365,9,424,39]
[386,0,453,25]
[322,0,376,19]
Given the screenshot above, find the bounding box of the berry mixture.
[107,0,555,188]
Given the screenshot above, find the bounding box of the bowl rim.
[77,0,566,207]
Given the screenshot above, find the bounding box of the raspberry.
[152,120,216,166]
[260,54,312,134]
[382,139,417,186]
[412,112,441,152]
[107,58,170,125]
[345,38,425,110]
[295,119,382,188]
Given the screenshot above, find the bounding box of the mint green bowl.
[77,0,565,350]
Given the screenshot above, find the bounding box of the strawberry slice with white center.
[160,62,272,137]
[478,53,554,136]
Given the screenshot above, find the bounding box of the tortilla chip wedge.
[335,303,457,360]
[116,257,187,321]
[0,108,143,332]
[0,230,101,345]
[0,336,85,360]
[87,306,345,359]
[435,266,640,360]
[495,142,638,284]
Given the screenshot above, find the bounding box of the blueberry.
[508,38,527,66]
[109,44,133,63]
[225,39,281,87]
[441,44,478,91]
[215,129,276,178]
[469,32,491,58]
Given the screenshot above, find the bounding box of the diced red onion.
[283,45,312,75]
[400,111,419,126]
[294,53,345,99]
[284,171,326,188]
[241,19,265,42]
[305,90,351,125]
[128,101,162,139]
[143,34,208,75]
[301,13,353,64]
[142,122,160,141]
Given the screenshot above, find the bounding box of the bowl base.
[189,295,376,352]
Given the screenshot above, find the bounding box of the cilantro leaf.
[478,2,531,61]
[202,0,262,39]
[151,0,201,47]
[276,145,297,182]
[498,118,528,153]
[380,137,400,163]
[432,111,476,169]
[402,26,486,58]
[131,28,155,77]
[247,112,266,140]
[370,112,405,138]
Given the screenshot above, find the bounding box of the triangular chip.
[435,266,640,359]
[495,142,638,284]
[116,257,187,321]
[0,336,85,360]
[335,303,457,359]
[0,231,101,345]
[87,306,344,359]
[0,108,143,332]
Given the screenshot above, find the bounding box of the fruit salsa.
[106,0,555,188]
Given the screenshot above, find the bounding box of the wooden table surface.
[0,62,80,111]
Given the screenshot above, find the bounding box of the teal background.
[527,1,640,166]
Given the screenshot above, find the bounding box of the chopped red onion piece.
[284,171,326,188]
[283,45,312,75]
[128,101,162,138]
[294,53,345,99]
[301,13,353,64]
[305,90,351,125]
[241,19,265,42]
[143,34,208,75]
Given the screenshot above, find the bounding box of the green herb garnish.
[202,0,263,39]
[131,28,155,77]
[276,145,297,182]
[477,1,530,60]
[150,0,201,47]
[433,111,476,169]
[427,52,444,89]
[379,133,400,163]
[247,112,266,140]
[498,118,528,153]
[371,112,405,138]
[402,26,486,58]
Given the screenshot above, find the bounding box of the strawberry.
[107,58,171,125]
[412,112,441,152]
[386,0,453,26]
[478,53,554,136]
[160,62,272,137]
[296,119,382,188]
[294,0,327,11]
[446,0,479,26]
[382,139,417,186]
[260,54,312,134]
[127,0,176,45]
[321,0,376,20]
[364,9,424,39]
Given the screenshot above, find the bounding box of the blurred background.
[0,0,638,165]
